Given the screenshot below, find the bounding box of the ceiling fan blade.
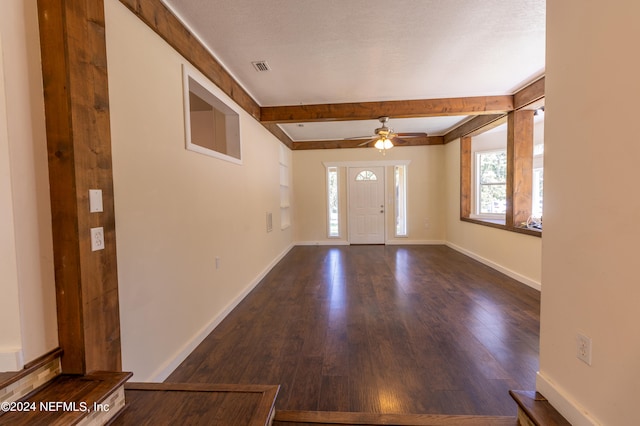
[344,135,374,140]
[396,132,428,137]
[357,137,378,147]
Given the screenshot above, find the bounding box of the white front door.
[348,166,385,244]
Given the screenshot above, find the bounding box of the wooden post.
[460,136,472,218]
[506,110,534,228]
[37,0,121,374]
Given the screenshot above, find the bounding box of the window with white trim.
[327,166,339,237]
[394,165,407,237]
[475,150,507,217]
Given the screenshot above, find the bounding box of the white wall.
[105,0,293,381]
[539,2,640,424]
[293,145,446,245]
[0,0,58,369]
[444,139,542,289]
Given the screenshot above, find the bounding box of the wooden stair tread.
[0,348,62,390]
[0,371,131,426]
[274,410,517,426]
[509,390,571,426]
[110,382,279,426]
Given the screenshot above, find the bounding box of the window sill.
[461,217,542,237]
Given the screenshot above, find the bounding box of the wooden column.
[460,136,472,218]
[506,110,534,228]
[37,0,121,374]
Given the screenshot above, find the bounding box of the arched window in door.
[355,170,377,181]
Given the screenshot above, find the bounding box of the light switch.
[89,189,103,213]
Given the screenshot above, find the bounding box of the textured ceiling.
[163,0,546,141]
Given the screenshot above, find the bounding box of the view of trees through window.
[477,150,507,215]
[327,167,339,237]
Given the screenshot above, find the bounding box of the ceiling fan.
[347,116,428,151]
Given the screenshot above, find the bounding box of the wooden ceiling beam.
[444,114,507,143]
[260,96,514,124]
[444,77,545,142]
[514,77,545,110]
[292,136,444,150]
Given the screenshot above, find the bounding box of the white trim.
[0,348,24,371]
[386,239,445,246]
[536,372,602,426]
[147,243,294,382]
[445,242,541,291]
[296,240,350,246]
[182,63,243,165]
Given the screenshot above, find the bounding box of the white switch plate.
[89,189,103,213]
[91,227,105,251]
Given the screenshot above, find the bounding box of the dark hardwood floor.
[167,245,540,416]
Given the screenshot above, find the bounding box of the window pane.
[328,167,339,237]
[479,151,507,184]
[532,168,544,218]
[395,165,407,237]
[479,184,506,214]
[355,170,377,181]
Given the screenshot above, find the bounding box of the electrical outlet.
[91,227,105,251]
[577,333,592,365]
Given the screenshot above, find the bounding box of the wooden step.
[509,391,571,426]
[273,410,517,426]
[110,382,280,426]
[0,348,62,405]
[0,371,131,425]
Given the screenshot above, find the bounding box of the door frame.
[323,160,411,245]
[348,165,386,244]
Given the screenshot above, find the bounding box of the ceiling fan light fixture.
[374,137,393,150]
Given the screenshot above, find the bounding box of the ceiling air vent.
[251,61,270,72]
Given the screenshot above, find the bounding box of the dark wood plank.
[274,410,517,425]
[111,383,279,426]
[167,246,540,416]
[292,136,444,150]
[260,96,515,123]
[37,0,121,374]
[509,391,571,426]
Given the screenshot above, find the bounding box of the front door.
[348,166,385,244]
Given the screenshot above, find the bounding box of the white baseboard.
[385,239,446,245]
[146,243,295,382]
[536,371,601,426]
[295,240,350,246]
[0,348,24,372]
[295,239,445,246]
[445,242,541,291]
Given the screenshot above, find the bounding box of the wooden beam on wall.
[460,136,472,218]
[292,136,444,150]
[514,77,545,110]
[443,114,506,143]
[38,0,121,374]
[260,96,515,124]
[119,0,261,122]
[506,110,534,228]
